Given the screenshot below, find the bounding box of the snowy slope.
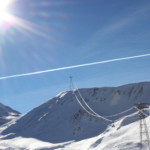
[0,82,150,149]
[0,111,149,150]
[0,102,21,126]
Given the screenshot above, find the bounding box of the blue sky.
[0,0,150,113]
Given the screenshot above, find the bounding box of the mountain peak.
[0,82,150,149]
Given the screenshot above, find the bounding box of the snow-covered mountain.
[0,82,150,149]
[0,102,21,126]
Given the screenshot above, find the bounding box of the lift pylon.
[69,76,74,90]
[135,103,150,150]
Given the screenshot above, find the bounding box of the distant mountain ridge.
[1,81,150,145]
[0,102,21,126]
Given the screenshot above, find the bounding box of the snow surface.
[0,113,149,150]
[0,102,21,126]
[0,82,150,149]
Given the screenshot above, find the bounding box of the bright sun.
[0,0,14,27]
[0,0,49,37]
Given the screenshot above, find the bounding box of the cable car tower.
[69,76,74,90]
[135,103,150,150]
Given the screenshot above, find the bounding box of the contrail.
[0,53,150,80]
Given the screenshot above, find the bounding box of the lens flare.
[0,1,9,19]
[0,0,15,30]
[0,0,68,77]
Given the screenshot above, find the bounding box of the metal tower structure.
[135,103,150,150]
[69,76,74,90]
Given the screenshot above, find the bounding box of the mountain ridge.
[0,102,21,126]
[0,81,150,149]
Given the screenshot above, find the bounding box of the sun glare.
[0,1,9,21]
[0,0,14,29]
[0,0,54,38]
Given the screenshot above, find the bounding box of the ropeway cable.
[73,81,150,123]
[74,83,137,119]
[105,107,134,118]
[73,92,113,122]
[73,83,113,122]
[74,83,110,119]
[74,94,100,118]
[73,83,137,122]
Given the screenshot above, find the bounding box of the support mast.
[135,103,150,150]
[69,76,74,90]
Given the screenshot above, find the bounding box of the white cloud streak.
[0,53,150,80]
